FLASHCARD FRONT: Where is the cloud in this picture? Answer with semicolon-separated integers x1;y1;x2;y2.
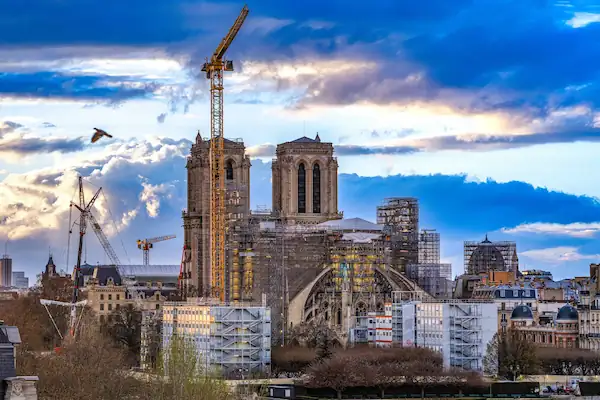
0;71;160;103
0;120;98;159
4;141;600;281
521;246;600;263
246;126;600;157
502;222;600;238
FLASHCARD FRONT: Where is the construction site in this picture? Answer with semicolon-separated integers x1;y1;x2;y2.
45;4;459;366
464;236;519;275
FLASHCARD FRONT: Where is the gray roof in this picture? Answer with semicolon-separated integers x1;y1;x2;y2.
556;305;578;321
289;136;318;143
511;305;534;321
117;265;180;278
317;217;383;232
0;325;21;344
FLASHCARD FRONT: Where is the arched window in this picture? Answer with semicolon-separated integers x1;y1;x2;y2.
225;160;234;181
312;163;321;213
298;163;306;213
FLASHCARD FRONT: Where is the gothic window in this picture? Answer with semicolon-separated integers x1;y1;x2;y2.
312;163;321;213
225;160;234;181
298;162;306;213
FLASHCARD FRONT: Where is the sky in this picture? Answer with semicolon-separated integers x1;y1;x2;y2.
1;0;600;283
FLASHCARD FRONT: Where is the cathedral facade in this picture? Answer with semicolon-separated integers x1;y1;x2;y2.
182;133;423;344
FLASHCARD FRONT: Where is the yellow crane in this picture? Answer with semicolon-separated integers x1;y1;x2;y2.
137;235;176;266
201;5;249;301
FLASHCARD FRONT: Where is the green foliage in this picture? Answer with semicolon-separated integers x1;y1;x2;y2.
151;335;234;400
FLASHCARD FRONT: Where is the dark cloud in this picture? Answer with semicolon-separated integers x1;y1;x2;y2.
0;121;23;138
42;122;56;128
0;137;87;156
1;1;600;137
248;128;600;157
0;71;160;102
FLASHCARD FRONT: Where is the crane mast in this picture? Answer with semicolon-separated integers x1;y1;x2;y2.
201;5;249;301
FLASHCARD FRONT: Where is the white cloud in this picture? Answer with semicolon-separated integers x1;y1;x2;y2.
0;137;190;277
566;12;600;28
139;180;176;218
502;222;600;238
520;246;600;263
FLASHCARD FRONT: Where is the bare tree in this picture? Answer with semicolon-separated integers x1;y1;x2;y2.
17;319;144;400
497;330;539;380
483;333;500;376
104;305;142;366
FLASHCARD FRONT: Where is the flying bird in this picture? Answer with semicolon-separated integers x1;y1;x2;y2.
91;128;113;143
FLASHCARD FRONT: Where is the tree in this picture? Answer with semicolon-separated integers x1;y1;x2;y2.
483;333;500;376
0;294;69;350
271;346;316;375
315;328;333;361
17;318;144;400
287;321;337;348
495;330;539;380
104;305;142;366
538;347;600;375
306;346;479;399
150;335;234;400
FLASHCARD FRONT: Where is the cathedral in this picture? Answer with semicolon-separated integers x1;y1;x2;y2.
182;133;424;344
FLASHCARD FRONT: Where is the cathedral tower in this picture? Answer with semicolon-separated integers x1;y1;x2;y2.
182;132;251;296
271;134;341;225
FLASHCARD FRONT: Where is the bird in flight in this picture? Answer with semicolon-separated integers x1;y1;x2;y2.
91;128;113;143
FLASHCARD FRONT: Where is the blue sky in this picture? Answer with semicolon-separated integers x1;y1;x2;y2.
1;0;600;282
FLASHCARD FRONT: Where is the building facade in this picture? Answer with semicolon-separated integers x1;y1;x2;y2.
271;135;341;225
415;300;497;372
161;301;271;378
10;272;28;289
0;255;12;287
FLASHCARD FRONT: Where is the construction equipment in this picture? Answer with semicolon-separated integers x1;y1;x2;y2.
137;235;176;266
201;4;249;301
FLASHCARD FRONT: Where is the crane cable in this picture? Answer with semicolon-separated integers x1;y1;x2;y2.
86;179;132;265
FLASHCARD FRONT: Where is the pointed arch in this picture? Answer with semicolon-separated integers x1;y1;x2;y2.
312;162;321;213
225;159;234;181
298;162;306;213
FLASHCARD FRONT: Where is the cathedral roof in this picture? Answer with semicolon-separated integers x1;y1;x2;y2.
289;136;319;143
317;217;383;232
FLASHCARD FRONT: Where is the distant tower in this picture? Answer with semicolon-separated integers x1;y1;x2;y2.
271;133;341;225
182;132;251;296
418;229;441;264
377;197;419;272
0;254;12;287
44;254;57;277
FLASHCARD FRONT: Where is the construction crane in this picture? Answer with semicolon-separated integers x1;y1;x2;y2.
137;235;176;266
201;4;249;301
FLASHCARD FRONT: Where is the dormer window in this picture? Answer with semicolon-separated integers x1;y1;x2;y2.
107;277;114;285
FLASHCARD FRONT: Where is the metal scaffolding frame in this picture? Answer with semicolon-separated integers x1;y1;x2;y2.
406;263;452;299
448;303;484;371
418;229;440;264
376;198;419;273
464;238;518;275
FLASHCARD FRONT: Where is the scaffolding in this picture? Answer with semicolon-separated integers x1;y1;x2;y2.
406;263;452;299
448;302;486;371
161;301;271;378
376;198;419;273
464;237;518;275
418;229;440;264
